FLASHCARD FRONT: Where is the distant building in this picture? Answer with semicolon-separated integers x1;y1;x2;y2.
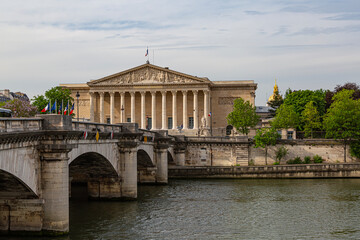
0;89;29;103
60;63;257;136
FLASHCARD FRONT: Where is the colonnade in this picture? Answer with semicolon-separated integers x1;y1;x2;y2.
89;89;210;130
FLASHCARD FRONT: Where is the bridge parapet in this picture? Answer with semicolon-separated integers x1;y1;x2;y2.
0;118;43;133
72;121;123;133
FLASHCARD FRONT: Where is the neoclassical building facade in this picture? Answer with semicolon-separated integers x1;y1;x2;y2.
60;63;257;136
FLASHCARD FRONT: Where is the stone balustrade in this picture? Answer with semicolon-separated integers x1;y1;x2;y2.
0;118;43;133
72;121;123;133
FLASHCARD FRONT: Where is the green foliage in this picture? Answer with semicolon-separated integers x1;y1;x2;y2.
254;128;280;148
284;89;327;117
301;101;322;138
249;159;255;166
226;98;260;135
350;141;360;159
323;90;360;141
2;99;37;117
0;102;5;108
271;104;300;130
313;155;323;163
287;157;303;164
273;162;280;165
304;156;311;164
275;146;288;162
32;87;74;113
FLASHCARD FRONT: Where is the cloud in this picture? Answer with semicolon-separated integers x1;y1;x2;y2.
291;25;360;36
244;10;266;15
326;13;360;21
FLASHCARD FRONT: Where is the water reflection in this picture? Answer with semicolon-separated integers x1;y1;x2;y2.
2;179;360;239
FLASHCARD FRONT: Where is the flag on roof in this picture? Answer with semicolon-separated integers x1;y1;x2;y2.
208;112;212;117
145;47;148;57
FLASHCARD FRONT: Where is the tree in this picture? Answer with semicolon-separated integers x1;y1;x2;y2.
301;101;322;138
254;127;280;165
271;104;300;130
325;82;360;111
283;89;326;129
323;89;360;162
226;98;260;135
32;86;73;113
2;99;37;117
267;94;283;116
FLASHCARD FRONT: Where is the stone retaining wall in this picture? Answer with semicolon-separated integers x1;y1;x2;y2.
169;163;360;179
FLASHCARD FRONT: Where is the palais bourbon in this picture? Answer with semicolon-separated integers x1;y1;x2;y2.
61;63;257;136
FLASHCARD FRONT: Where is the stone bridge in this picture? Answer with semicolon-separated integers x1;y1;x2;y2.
0;115;179;235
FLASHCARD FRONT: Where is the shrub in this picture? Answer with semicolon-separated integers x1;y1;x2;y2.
275;146;288;162
293;157;303;164
273;161;280;165
304;156;311;164
313;155;323;163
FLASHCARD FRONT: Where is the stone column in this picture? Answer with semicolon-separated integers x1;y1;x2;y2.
120;92;125;123
140;91;146;129
119;141;138;199
204;90;209;127
130;91;135;123
155;147;168;184
161;91;167;130
89;92;95;122
182;90;188;129
39;144;72;234
193;90;198;130
110;92;115;124
99;92;105;124
151;91;157;130
172;90;177;129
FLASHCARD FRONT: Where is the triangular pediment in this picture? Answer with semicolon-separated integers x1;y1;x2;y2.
87;64;210;86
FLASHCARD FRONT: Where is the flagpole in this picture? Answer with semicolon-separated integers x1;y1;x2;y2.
153;49;154;65
62;99;63;115
49;100;51;114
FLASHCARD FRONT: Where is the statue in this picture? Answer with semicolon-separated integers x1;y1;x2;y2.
200;116;207;135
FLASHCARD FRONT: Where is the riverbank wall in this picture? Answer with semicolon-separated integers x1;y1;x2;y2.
169;163;360;179
176;137;359;167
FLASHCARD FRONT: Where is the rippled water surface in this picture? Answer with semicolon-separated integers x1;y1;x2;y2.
6;179;360;239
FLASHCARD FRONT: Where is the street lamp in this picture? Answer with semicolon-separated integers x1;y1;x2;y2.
76;91;80;122
121;105;125;123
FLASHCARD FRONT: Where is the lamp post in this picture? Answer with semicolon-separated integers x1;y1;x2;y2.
76;91;80;122
121;105;125;123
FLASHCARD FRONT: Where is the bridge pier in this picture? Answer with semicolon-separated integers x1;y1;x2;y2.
155;147;168;184
87;178;121;199
39;142;72;235
119;140;139;200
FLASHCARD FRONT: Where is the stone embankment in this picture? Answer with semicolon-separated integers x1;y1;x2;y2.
169;163;360;179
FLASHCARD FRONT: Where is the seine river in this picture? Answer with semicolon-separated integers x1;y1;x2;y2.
5;179;360;239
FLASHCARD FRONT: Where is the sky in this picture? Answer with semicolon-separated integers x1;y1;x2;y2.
1;0;360;105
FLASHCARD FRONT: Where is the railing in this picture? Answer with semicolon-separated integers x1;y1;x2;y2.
72;121;123;133
185;136;249;143
0;118;43;133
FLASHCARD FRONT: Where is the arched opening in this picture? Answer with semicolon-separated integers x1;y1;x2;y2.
69;152;119;200
0;170;38;199
168;151;175;166
137;149;155;183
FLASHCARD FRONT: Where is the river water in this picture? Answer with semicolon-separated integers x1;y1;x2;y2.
5;179;360;239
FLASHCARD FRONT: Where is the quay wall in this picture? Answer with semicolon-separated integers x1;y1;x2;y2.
169;163;360;179
182;139;359;167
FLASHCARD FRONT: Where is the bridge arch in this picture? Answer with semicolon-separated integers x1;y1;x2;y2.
0;148;39;196
69;152;119;182
137;144;155;166
68;142;119;175
137;149;154;168
0;169;38;199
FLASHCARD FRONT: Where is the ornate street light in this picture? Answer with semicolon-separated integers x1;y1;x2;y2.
121;105;125;122
76;91;80;121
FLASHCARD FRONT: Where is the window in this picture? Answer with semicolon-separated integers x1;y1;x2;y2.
200;148;207;162
127;118;131;123
147;118;152;130
188;117;194;129
168;117;173;129
287;131;293;140
106;118;110;124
